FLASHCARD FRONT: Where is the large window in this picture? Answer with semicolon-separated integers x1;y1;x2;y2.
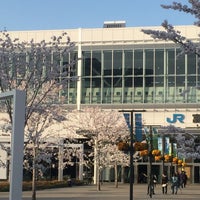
125;77;133;87
92;51;102;76
187;53;196;75
83;51;91;76
113;50;122;75
103;51;112;76
124;50;133;75
167;49;175;75
145;49;154;75
79;47;199;105
134;50;143;76
176;50;185;75
155;49;164;75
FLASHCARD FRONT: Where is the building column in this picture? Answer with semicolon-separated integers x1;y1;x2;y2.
77;28;82;111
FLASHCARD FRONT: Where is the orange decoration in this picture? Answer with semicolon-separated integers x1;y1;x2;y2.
178;160;183;166
140;149;148;156
155;155;162;161
134;142;148;151
172;157;178;163
152;149;161;156
118;142;129;151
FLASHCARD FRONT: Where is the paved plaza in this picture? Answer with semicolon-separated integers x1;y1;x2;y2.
0;183;200;200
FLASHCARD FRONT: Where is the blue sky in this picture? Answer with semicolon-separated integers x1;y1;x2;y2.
1;0;195;31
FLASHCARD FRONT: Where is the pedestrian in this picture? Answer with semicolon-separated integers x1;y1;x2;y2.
161;172;168;194
147;175;155;195
182;171;188;188
153;174;157;188
171;173;179;194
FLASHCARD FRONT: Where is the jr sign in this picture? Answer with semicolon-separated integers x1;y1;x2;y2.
166;114;185;124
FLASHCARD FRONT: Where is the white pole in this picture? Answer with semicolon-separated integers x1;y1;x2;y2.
77;28;82;111
0;90;26;200
10;90;25;200
93;139;97;184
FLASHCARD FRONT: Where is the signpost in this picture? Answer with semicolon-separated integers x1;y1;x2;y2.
119;109;146;200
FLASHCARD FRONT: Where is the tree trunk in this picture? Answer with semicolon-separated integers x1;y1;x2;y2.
32;147;37;200
58;139;64;181
115;161;118;188
121;166;125;183
96;166;101;191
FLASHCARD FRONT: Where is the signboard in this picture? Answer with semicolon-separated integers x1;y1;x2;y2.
123;113;131;132
135;113;142;142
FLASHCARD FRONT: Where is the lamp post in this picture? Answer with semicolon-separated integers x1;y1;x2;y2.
162;135;165;174
149;126;153;194
119;109;146;200
145;126;153;197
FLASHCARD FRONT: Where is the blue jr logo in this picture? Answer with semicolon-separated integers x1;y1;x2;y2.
166;114;185;124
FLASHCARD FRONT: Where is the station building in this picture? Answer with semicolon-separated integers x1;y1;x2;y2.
1;21;200;183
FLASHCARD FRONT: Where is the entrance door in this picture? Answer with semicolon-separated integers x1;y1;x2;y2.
194;166;200;183
138;165;147;183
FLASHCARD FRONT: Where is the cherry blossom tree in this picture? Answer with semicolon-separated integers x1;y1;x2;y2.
0;30;77;200
141;1;200;161
64;107;129;190
175;132;200;159
160;125;200;165
142;1;199;57
101;143;129;187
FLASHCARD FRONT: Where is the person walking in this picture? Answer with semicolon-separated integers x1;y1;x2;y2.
161;173;168;194
171;173;179;194
147;175;155;196
182;171;188;188
153;174;157;188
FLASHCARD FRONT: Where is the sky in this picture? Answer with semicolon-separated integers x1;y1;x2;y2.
1;0;196;31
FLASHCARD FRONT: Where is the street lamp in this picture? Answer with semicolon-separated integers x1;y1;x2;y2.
144;126;154;197
149;126;154;197
119;109;146;200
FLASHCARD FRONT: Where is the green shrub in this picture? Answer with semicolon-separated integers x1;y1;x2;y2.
0;179;85;192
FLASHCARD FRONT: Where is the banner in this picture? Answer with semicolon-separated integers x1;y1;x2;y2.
135;113;142;142
123;113;131;132
165;137;170;154
158;137;162;153
152;128;158;149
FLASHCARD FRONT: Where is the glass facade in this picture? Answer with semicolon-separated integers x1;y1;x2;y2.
73;47;200;105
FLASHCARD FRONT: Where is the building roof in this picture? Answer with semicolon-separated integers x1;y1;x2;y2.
6;25;199;46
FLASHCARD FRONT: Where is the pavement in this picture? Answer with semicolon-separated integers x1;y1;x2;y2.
0;183;200;200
